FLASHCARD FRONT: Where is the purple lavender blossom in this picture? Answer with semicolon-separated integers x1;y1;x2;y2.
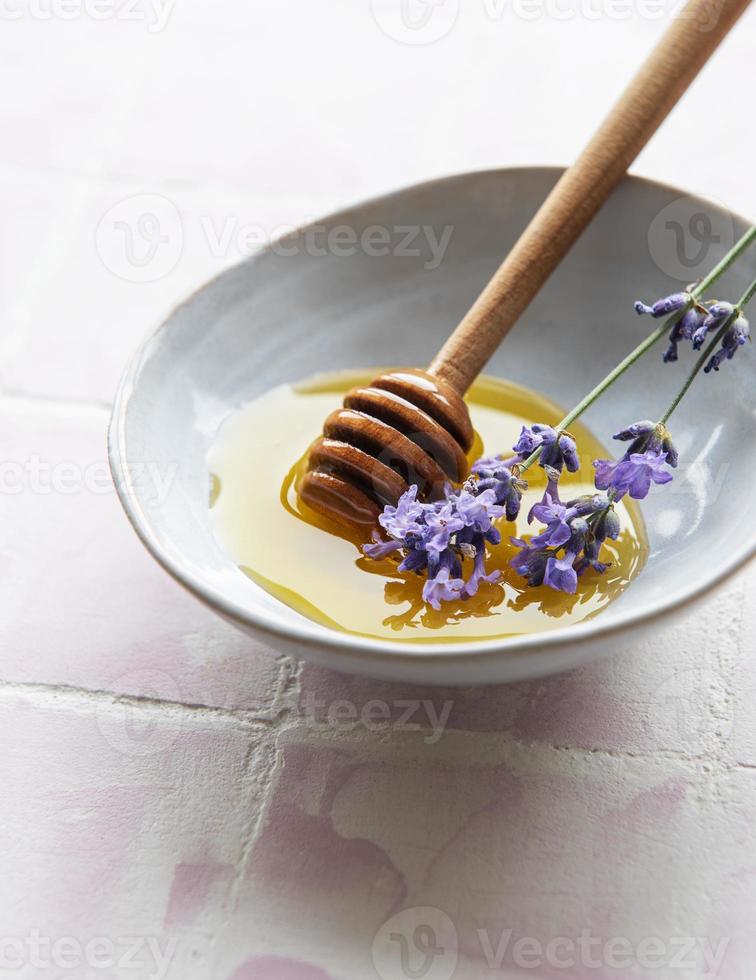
471;456;527;521
613;420;656;444
377;485;424;540
593;506;621;543
471;453;517;476
574;538;610;577
593;449;673;499
704;314;750;372
692;301;736;350
513;424;579;474
509;538;550;587
364;470;512;609
529;494;572;548
363;535;403;561
592;419;678;501
422;499;465;556
544;554;578;594
422;566;465;611
509;495;615;594
463;542;501;598
663;306;706;363
455;487;504;532
634;291;691;318
613;420;678;467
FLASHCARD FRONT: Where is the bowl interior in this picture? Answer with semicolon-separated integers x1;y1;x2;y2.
110;168;755;668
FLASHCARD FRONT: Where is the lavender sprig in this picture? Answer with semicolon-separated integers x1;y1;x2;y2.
362;233;755;607
659;276;756;423
634;226;756;368
509;423;672;594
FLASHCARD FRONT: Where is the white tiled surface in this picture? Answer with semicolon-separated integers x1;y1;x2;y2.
1;3;755;979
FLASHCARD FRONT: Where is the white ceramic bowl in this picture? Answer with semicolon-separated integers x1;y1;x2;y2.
109;168;755;684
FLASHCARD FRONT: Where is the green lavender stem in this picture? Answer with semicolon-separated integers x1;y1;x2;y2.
519;225;756;475
693;226;756;299
660;275;756;424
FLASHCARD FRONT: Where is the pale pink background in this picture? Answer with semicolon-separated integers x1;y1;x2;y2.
1;2;755;978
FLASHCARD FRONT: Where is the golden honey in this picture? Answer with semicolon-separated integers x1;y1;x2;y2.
207;371;647;643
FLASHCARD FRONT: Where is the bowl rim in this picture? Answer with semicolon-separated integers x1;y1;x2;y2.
108;165;755;668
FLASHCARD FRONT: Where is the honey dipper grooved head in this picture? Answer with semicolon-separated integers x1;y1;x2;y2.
299;369;474;529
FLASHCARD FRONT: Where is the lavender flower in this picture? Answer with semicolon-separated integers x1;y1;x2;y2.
529;494;572;548
364;475;509;609
704;313;750;372
594;450;673;500
509;538;550;587
692;301;736;350
455;487;503;532
544;553;579;593
422;566;465;611
592;419;677;501
377;484;424;540
510;494;618;594
663;306;706;363
422;499;465;556
574;538;609;577
634;291;691;318
613;420;678;467
513;424;579;474
463;541;502;598
471;455;527;521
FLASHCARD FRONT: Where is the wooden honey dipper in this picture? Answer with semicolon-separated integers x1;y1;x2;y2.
300;0;751;529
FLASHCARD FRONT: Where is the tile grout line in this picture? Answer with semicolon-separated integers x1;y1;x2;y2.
214;656;303;948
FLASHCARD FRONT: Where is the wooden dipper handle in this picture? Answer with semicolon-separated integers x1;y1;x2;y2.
429;0;752;395
300;0;750;530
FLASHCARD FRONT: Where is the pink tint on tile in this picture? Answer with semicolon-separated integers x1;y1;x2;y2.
229;956;332;980
165;862;233;928
0;695;252;940
605;777;688;835
299;660;640;752
32;783;156;915
504;670;638;750
248;743;407;910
